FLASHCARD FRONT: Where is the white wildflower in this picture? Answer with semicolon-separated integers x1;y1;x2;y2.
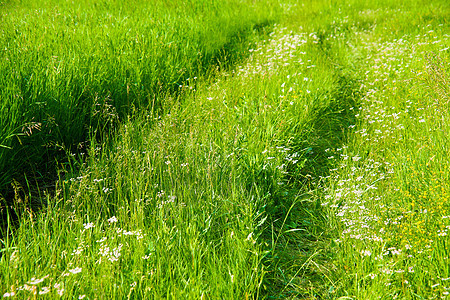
83;223;95;229
39;287;50;295
2;292;15;297
108;216;118;223
28;275;49;285
69;267;82;274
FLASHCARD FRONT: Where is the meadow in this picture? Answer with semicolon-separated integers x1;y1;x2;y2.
0;0;449;299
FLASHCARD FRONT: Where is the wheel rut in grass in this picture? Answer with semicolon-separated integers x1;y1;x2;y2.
0;3;276;233
259;66;362;299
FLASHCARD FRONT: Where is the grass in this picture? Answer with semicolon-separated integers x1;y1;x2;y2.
1;0;449;298
0;0;280;193
320;19;450;300
294;0;450;298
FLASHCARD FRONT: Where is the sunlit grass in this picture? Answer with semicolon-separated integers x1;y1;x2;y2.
316;4;450;297
0;0;280;191
0;0;449;298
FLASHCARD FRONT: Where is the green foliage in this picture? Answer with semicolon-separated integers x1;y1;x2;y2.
0;0;449;298
0;0;280;193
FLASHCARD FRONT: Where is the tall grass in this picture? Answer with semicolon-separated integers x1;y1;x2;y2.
0;0;280;193
293;0;450;298
0;0;449;298
0;14;340;294
322;33;450;300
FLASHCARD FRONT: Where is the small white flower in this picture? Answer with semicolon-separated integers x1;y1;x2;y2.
39;287;51;295
28;275;49;285
83;223;95;229
69;267;82;274
391;249;402;255
72;246;83;256
108;216;118;223
99;244;110;257
23;284;37;294
79;295;86;299
2;292;15;297
108;244;123;262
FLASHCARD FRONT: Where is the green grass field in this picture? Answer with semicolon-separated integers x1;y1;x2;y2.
0;0;449;298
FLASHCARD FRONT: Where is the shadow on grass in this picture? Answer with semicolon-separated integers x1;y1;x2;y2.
0;21;276;237
259;73;361;299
